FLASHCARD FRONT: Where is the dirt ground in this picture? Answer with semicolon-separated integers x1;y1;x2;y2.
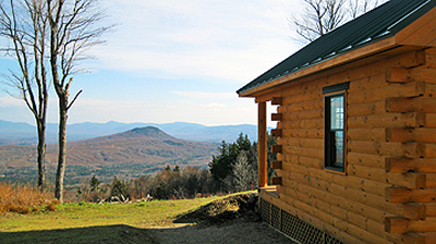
1;193;298;244
150;217;297;244
148;193;298;244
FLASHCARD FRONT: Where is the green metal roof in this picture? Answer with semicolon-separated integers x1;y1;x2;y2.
237;0;436;95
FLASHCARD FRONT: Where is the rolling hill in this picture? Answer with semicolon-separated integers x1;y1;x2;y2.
0;120;260;145
0;126;219;186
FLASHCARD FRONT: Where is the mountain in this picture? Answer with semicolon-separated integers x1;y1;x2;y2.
0;126;219;186
0;120;261;144
0;120;37;145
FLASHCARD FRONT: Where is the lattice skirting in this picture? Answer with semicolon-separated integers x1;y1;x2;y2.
259;198;344;244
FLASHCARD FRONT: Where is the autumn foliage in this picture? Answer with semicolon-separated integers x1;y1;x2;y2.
0;183;58;214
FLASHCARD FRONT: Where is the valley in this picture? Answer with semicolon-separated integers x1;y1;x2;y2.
0;126;219;186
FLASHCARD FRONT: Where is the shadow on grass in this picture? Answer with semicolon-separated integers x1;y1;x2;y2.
0;224;160;244
0;193;282;244
173;192;259;225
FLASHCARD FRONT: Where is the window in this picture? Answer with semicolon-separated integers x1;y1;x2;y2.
323;82;348;173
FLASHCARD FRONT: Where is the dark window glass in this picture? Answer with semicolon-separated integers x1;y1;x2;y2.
325;94;345;172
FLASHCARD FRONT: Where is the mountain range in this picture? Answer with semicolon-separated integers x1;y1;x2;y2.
0;126;219;186
0;120;262;145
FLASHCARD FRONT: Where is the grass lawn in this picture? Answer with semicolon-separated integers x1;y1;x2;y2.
0;196;228;244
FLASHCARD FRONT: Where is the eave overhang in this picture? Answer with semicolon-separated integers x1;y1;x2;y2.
238;36;398;98
237;0;436;99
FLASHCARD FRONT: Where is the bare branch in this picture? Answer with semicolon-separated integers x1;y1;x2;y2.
290;0;386;43
67;88;82;110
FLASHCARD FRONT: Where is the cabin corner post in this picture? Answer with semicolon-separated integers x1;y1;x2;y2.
258;101;267;187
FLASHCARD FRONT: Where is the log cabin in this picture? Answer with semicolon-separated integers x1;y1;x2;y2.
237;0;436;243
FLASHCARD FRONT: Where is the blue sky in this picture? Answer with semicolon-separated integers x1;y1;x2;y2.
0;0;304;126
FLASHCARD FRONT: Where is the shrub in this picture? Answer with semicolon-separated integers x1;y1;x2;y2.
0;183;56;214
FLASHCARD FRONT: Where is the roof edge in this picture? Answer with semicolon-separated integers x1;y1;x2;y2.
238;36;398;98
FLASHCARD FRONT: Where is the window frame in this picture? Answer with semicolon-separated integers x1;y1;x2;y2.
323;82;349;174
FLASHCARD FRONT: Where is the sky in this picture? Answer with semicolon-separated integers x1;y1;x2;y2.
0;0;305;127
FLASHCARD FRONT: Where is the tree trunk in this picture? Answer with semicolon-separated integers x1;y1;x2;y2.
55;96;68;202
36;120;46;192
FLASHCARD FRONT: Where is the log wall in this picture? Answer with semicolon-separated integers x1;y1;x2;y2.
266;48;436;244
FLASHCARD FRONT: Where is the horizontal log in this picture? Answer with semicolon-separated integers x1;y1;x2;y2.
348;100;386;117
385;217;436;234
282;128;324;139
386;67;436;84
426;203;436;217
281;98;322;113
282;162;388;196
409;69;436;84
348;141;426;158
386;158;436;173
270;129;282;137
271;161;282;169
283;155;324;169
283;145;323;159
348;164;426;189
282;108;323;121
328;183;425;220
271;113;282;121
348;81;426;104
387;128;436;143
385;217;409;234
348;112;426;128
262;191;367;244
281;87;321;104
386;97;436;112
424;84;436;99
349;73;386;91
281;137;323;149
348;128;386;142
386;187;436;203
425;49;436;71
266;190;370;244
348;153;387;169
423;232;436;244
426;174;436;188
386;68;412;82
279;192;393;244
271;97;282;105
426;144;436;158
401;232;426;244
281;174;424;223
425;113;436;128
282;119;323;129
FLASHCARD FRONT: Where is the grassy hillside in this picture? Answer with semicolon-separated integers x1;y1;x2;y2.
0;127;218;185
0;193;252;244
0;198;212;244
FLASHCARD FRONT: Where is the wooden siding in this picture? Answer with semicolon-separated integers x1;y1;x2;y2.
268;48;436;244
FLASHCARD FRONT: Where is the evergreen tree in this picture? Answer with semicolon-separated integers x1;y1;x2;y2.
89;176;101;192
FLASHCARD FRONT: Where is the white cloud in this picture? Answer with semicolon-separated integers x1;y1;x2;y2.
0;96;24;107
0;1;303;127
200;103;227;110
89;0;303;82
171;91;236;100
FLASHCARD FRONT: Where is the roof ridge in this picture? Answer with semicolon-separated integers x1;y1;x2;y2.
237;0;436;95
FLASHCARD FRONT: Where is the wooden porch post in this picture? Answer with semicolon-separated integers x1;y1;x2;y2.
258;101;267;187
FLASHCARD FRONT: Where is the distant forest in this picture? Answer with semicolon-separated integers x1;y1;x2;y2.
75;133;277;201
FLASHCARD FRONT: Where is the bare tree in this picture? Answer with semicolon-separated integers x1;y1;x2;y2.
0;0;49;191
46;0;111;202
348;0;386;19
0;1;110;199
232;151;257;192
291;0;386;42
